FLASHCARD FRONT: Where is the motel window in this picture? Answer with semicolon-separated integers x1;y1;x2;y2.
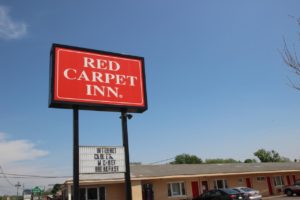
257;176;265;181
214;179;228;189
168;182;186;197
273;176;284;187
87;188;97;200
79;187;105;200
238;178;243;184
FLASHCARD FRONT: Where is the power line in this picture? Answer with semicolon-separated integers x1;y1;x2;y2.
0;183;15;190
0;165;71;179
147;157;175;165
0;166;15;187
0;172;71;179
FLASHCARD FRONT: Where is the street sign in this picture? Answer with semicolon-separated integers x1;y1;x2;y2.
32;186;43;195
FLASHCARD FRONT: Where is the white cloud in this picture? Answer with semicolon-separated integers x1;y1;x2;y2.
0;133;69;195
0;133;53;195
0;132;48;164
0;5;27;39
0;162;69;195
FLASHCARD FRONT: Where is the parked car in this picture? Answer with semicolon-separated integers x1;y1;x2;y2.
193;188;244;200
232;187;262;200
283;180;300;196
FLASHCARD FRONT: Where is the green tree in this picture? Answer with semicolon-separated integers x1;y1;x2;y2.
51;184;61;196
281;156;291;162
254;149;290;162
254;149;276;162
205;158;240;164
244;159;257;163
171;154;202;164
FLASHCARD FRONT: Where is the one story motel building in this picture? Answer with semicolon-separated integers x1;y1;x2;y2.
62;162;300;200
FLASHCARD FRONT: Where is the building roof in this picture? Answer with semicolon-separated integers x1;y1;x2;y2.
130;162;300;180
65;162;300;184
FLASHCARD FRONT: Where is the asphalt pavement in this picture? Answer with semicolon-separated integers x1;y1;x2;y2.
263;195;299;200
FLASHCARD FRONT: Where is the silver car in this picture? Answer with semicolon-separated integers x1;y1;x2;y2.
232;187;262;200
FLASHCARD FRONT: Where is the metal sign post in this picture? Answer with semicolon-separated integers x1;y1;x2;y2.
73;107;79;200
121;111;132;200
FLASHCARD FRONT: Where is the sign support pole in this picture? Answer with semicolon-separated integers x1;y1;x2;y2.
121;111;132;200
73;107;79;200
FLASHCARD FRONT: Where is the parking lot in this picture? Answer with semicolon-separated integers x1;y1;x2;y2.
264;195;300;200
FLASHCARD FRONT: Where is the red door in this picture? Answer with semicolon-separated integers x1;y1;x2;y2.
286;175;291;185
246;178;252;188
192;181;200;198
292;175;296;184
267;177;273;195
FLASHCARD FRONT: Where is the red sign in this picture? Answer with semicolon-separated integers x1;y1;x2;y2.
49;44;147;113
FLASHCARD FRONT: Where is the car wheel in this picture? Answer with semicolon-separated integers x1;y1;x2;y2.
286;190;293;197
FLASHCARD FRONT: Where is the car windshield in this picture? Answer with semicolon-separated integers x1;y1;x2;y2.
222;189;240;194
240;188;253;192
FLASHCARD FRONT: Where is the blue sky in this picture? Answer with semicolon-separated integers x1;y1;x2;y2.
1;0;300;194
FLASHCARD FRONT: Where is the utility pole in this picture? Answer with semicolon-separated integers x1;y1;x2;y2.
15;182;21;200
